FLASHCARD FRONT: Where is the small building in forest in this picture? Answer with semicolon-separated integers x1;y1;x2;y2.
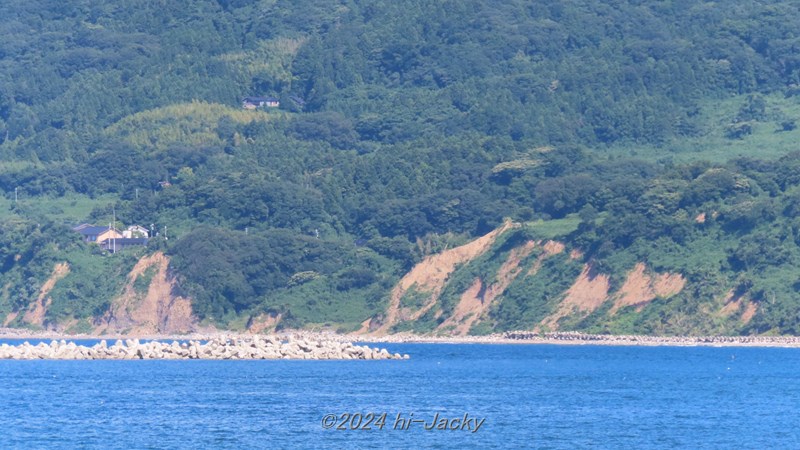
75;226;123;244
123;225;150;238
242;96;280;109
73;224;149;252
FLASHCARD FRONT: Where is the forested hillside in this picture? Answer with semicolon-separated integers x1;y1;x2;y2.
2;0;800;335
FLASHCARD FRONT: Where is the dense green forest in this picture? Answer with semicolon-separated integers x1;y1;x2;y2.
3;0;800;334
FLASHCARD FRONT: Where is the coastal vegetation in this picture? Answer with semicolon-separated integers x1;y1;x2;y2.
2;0;800;335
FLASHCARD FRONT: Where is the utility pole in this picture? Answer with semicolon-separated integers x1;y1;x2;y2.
135;188;139;200
14;187;17;204
164;225;168;240
112;207;116;253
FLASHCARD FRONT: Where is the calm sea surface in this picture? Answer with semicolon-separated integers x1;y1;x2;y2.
1;342;799;449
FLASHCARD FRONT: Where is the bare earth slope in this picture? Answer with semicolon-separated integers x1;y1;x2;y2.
540;264;610;330
10;262;71;327
370;220;693;336
94;252;198;335
437;240;538;335
371;220;517;335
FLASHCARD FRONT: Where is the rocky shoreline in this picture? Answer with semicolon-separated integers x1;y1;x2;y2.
2;327;800;349
498;331;800;347
366;331;800;347
0;336;409;360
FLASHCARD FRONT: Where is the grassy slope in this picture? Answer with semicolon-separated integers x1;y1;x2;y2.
0;194;117;224
605;94;800;163
105;101;283;151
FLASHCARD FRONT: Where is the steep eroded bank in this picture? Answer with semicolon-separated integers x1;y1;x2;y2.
95;252;199;335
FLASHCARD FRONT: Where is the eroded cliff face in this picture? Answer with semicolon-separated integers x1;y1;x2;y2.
455;242;534;331
365;222;744;336
3;262;71;328
0;225;753;336
94;252;199;335
368;221;518;335
540;264;610;330
1;253;205;335
539;262;688;331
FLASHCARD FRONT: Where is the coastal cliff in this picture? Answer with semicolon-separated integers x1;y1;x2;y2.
0;222;771;338
364;222;761;337
2;252;208;336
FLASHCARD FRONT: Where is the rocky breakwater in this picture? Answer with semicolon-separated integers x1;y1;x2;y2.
502;331;800;346
0;336;410;360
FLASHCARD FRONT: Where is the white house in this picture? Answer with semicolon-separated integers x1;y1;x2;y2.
123;225;150;238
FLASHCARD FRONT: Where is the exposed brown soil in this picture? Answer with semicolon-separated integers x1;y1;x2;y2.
354;318;373;334
371;221;517;335
23;262;70;327
540;264;610;330
653;273;686;297
247;312;282;334
611;263;652;313
368;220;692;336
438;240;539;335
719;291;743;317
95;252;197;335
528;240;565;276
3;312;17;327
741;301;758;324
438;278;484;334
535;261;688;330
542;240;565;255
610;263;686;314
719;290;758;324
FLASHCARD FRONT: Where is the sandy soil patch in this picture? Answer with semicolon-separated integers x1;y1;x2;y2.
611;263;653;313
372;221;517;335
540;264;610;330
719;291;743;317
22;262;70;326
95;252;197;335
610;263;685;314
438;240;539;335
528;240;565;276
542;240;565;255
718;289;759;324
3;312;18;327
741;301;758;324
653;273;686;297
247;312;282;334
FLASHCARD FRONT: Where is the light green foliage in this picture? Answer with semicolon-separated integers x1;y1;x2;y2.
524;216;582;240
105;102;280;152
0;194;117;223
46;247;141;322
133;266;157;296
399;286;430;311
219;37;308;90
606;95;800;163
487;252;583;332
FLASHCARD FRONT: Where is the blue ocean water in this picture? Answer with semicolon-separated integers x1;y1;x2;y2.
1;342;799;449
